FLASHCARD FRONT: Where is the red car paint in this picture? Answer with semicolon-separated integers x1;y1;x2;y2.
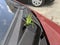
33;11;60;45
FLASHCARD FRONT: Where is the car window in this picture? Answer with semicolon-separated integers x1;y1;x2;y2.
0;0;14;45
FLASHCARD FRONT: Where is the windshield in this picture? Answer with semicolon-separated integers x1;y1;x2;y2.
0;0;14;44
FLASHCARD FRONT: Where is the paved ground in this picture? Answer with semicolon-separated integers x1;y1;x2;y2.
6;0;60;26
28;0;60;26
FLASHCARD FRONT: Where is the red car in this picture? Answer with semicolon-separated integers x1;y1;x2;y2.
0;0;60;45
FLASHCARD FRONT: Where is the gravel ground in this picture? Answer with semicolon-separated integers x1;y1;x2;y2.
28;0;60;26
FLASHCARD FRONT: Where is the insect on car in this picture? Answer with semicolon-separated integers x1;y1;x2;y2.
0;0;60;45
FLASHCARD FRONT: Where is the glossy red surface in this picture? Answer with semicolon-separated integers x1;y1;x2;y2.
33;11;60;45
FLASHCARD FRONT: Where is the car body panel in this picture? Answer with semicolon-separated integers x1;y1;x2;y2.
33;11;60;45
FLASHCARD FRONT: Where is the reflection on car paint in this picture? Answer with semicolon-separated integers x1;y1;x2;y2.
0;0;14;44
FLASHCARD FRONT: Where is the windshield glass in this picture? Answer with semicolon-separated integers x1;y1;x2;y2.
0;0;14;44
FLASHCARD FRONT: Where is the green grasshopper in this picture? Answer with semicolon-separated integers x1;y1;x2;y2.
24;15;34;26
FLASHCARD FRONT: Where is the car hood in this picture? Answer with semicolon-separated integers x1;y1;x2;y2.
33;11;60;45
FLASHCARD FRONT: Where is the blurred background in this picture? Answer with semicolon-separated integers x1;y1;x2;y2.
6;0;60;26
